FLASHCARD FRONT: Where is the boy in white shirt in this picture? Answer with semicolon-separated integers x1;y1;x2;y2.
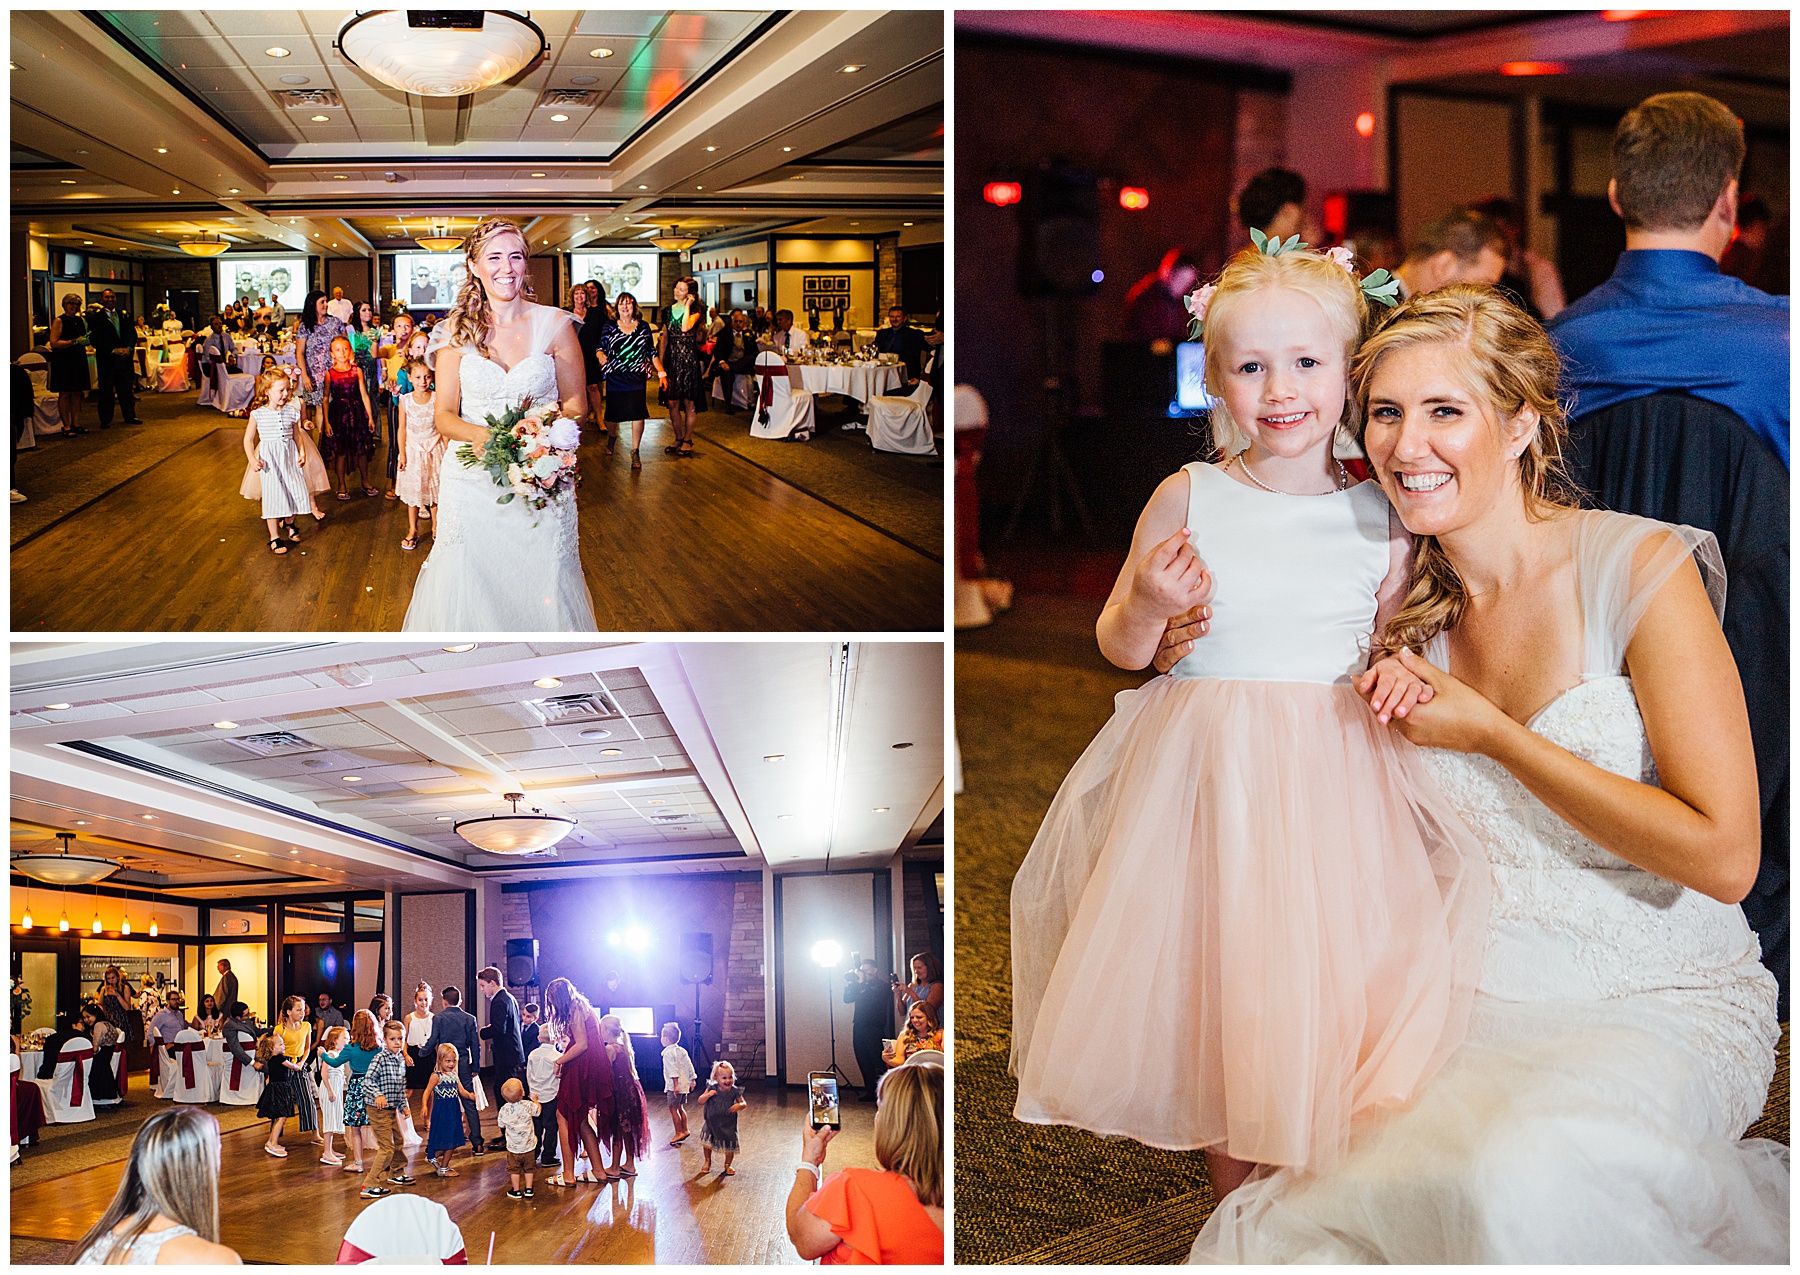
496;1078;541;1199
661;1022;698;1146
526;1028;563;1169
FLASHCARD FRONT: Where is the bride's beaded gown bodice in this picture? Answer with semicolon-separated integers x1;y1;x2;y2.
402;306;596;632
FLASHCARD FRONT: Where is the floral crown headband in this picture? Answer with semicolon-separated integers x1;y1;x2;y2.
1186;228;1400;337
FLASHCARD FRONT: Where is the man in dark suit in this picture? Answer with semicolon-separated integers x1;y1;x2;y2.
477;966;524;1151
425;986;484;1154
88;289;143;428
875;306;928;382
711;310;757;411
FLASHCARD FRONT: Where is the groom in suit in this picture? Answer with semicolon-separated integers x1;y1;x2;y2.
477;966;524;1150
89;289;143;428
425;986;485;1154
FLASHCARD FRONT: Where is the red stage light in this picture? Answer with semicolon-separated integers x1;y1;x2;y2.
983;181;1022;207
1354;112;1375;138
1500;61;1568;76
1118;186;1150;211
1322;193;1348;240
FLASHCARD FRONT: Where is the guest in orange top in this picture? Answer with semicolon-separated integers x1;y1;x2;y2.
785;1061;944;1264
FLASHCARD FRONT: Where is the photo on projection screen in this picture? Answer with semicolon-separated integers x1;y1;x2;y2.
572;251;660;303
218;256;306;311
395;251;467;309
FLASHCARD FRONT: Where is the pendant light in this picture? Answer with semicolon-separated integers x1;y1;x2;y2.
454;793;575;855
58;890;70;932
148;914;159;938
91;896;103;934
20;883;32;930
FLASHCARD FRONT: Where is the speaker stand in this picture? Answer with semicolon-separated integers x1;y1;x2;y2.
688;980;713;1074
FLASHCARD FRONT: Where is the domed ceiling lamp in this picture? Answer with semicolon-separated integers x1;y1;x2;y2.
455;793;574;855
414;219;465;253
650;225;699;253
336;11;548;98
12;831;122;886
178;233;231;257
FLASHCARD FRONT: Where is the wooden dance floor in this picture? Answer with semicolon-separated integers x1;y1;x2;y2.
11;416;941;632
10;1084;873;1265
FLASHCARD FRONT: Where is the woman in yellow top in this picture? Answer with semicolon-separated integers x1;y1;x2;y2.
274;996;323;1145
882;1002;944;1068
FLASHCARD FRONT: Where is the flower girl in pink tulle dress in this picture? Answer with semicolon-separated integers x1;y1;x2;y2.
1009;240;1490;1196
395;356;445;552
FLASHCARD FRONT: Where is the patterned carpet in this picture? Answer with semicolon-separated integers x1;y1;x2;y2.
954;588;1789;1265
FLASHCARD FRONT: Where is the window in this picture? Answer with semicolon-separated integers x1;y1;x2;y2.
283;901;342;934
352;899;384;933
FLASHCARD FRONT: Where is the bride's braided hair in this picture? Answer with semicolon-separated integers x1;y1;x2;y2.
443;217;535;360
1351;284;1579;655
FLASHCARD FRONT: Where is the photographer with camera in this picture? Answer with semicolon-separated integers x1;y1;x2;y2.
843;956;893;1103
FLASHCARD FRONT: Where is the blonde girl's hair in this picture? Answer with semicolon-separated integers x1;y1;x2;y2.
598;1014;640;1077
874;1061;943;1208
1200;245;1370;456
72;1107;222;1262
436;1042;458;1067
711;1060;735;1084
443;216;535;359
1350;283;1578;655
255;1032;281;1064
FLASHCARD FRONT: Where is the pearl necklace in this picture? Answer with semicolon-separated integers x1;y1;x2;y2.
1233;452;1349;496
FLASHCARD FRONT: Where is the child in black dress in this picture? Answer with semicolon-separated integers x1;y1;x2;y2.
696;1060;746;1177
255;1032;303;1158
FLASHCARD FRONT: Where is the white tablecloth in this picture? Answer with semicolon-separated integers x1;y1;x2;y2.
793;362;904;404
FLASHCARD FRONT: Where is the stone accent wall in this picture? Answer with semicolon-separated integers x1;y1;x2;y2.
720;879;767;1075
500;891;533;941
876;236;901;313
902;867;943;965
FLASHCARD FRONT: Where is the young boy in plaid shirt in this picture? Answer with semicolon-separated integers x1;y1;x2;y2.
360;1019;415;1198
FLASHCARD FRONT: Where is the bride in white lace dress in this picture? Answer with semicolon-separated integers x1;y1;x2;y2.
403;217;597;631
1183;287;1786;1262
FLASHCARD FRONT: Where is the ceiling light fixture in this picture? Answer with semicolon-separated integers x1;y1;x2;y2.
840;64;864;73
589;47;614;58
266;46;291;58
121;915;132;935
342;775;363;783
312;114;331;122
337;10;548;96
178;233;230;257
550;114;568;122
533;677;562;689
415;218;464;253
214;720;238;729
600;748;623;756
455;792;575;855
11;831;122;886
156;147;168;154
45;703;71;711
59;179;76;185
651;224;699;252
148;915;158;937
443;643;476;653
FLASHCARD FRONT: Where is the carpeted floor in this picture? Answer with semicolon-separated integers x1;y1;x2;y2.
11;1072;268;1188
953;567;1790;1265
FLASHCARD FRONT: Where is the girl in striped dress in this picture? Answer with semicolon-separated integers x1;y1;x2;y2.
242;369;327;552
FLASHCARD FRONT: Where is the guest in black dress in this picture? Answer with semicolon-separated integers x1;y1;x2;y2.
47;294;90;436
659;276;705;458
600;293;665;471
575;282;611;450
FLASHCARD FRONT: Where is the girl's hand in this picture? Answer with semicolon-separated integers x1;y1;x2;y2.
1128;528;1213;619
551;1059;564;1076
253;460;264;472
1378;649;1510;754
1356;655;1436;726
800;1123;836;1167
1150;605;1212;673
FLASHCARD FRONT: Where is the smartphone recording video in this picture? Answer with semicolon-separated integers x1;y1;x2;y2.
808;1071;841;1130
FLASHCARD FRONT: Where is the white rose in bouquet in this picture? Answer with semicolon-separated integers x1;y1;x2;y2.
530;454;563;482
547;417;581;451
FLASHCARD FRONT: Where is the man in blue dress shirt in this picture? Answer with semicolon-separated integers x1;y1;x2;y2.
1549;92;1789;468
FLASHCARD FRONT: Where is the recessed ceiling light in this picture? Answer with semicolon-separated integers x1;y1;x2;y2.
647;799;664;805
550;113;568;122
782;146;792;152
83;240;94;245
342;775;362;783
437;816;453;822
266;46;291;57
72;820;89;826
172;189;180;194
777;814;793;820
589;47;614;58
873;806;890;813
142;814;157;821
233;854;242;858
763;754;784;763
443;644;476;653
290;848;300;853
570;74;597;85
840;64;864;73
530;172;546;178
600;748;623;756
214;721;238;730
44;703;71;711
333;174;347;179
228;187;240;194
534;677;562;689
59;179;76;185
156;147;168;154
312;115;330;122
695;185;703;190
578;728;612;739
639;185;648;190
279;74;310;85
705;146;716;152
903;222;913;227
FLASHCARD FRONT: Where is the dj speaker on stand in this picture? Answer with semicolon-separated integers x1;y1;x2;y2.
1004;160;1101;542
679;932;715;1072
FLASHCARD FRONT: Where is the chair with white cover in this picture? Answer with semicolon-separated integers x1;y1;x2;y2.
28;1037;97;1124
830;331;855;352
866;380;937;455
217;1040;264;1106
196;353;217;408
17;352;60;442
337;1195;468;1264
239;350;265;380
710;372;751;411
158;348;189;393
749;351;815;441
213;363;255;414
168;1029;213;1103
154;1036;178;1098
900;1049;945;1069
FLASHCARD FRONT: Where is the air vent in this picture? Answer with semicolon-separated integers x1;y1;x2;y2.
539;89;597;108
527;692;622;726
225;731;321;758
275;89;344;110
648;812;695;824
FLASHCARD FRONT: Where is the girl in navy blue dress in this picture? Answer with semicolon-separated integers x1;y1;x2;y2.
424;1043;476;1177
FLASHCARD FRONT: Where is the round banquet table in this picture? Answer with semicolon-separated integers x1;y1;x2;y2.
793;361;904;405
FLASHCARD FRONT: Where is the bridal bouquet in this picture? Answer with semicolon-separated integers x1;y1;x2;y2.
455;398;582;509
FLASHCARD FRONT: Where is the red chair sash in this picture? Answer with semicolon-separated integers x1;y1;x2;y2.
336;1241;467;1264
172;1041;202;1087
60;1041;94;1106
230;1054;246;1090
754;363;784;425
